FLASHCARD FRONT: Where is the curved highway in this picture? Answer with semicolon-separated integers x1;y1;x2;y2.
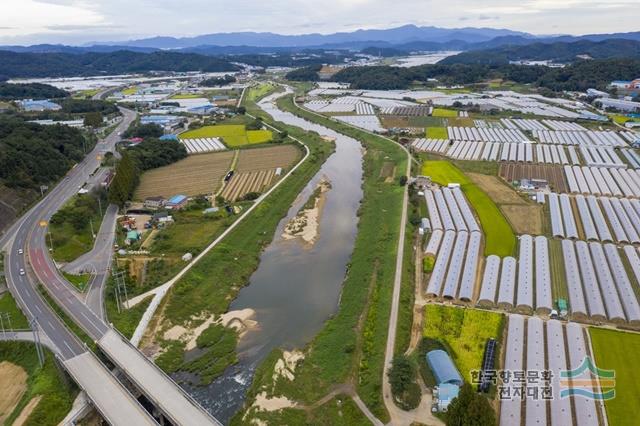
3;108;220;425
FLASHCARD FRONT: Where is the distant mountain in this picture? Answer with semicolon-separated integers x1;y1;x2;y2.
0;50;238;79
441;39;640;65
98;24;530;49
0;44;158;54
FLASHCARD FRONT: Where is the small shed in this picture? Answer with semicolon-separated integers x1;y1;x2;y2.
426;350;463;387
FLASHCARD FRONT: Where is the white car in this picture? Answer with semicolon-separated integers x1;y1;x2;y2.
17;248;23;255
19;268;25;276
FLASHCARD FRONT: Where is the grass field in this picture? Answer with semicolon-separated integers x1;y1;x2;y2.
0;342;76;425
426;127;448;139
422;160;516;257
432;108;458;118
49;196;104;263
180;124;273;147
0;292;29;329
61;272;91;292
590;328;640;426
423;305;504;382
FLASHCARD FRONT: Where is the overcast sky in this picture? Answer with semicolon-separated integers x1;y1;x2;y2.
0;0;638;45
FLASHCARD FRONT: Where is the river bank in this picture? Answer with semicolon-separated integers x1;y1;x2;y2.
234;91;408;424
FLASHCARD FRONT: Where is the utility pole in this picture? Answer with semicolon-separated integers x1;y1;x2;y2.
48;231;54;253
0;312;11;339
39;185;48;197
97;196;103;218
112;270;128;313
29;318;44;367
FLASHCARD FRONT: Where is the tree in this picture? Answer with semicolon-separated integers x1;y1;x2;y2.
446;383;496;426
388;355;421;410
237;106;246;115
84;111;103;128
399;175;408;186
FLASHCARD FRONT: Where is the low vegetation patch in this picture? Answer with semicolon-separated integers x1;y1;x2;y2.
49;190;106;263
0;291;29;329
423;305;504;383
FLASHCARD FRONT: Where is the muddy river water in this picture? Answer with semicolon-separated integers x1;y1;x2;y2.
181;88;365;422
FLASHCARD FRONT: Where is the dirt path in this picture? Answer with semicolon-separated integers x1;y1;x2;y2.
0;361;28;424
12;396;42;426
407;233;427;355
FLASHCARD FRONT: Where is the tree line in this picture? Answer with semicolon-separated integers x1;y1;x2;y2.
318;59;640;92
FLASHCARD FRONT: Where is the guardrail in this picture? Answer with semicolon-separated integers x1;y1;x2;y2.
107;327;222;425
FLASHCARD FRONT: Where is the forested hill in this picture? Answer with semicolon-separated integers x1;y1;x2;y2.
0;83;68;100
325;59;640;92
0;116;90;190
0;50;239;79
441;39;640;65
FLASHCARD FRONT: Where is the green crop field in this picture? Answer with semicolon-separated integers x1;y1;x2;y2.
170;93;204;99
423;305;504;382
180;125;272;147
432;108;458;118
590;328;640;426
422;160;516;256
426;127;448;139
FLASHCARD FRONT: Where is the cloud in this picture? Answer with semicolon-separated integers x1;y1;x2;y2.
0;0;638;45
45;24;121;31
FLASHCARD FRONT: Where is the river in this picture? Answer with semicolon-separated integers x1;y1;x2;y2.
181;88;365;423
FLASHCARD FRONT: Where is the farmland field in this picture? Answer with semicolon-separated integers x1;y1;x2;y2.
432;108;458;118
135;151;234;199
423;305;504;382
220;170;275;202
180;125;273;147
425;126;447;139
467;172;543;235
590;328;640;426
422;160;516;256
499;163;567;193
235;145;301;172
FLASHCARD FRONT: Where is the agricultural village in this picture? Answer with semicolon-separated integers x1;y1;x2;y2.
2;38;640;426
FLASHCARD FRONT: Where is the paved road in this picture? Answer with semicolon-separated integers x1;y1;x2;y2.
6;106;220;425
63;203;119;319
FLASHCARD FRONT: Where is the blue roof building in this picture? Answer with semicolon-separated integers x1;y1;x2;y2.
426;350;463;387
159;134;178;141
167;194;188;209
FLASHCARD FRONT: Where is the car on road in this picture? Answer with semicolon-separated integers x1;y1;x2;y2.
19;268;25;276
18;248;23;255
